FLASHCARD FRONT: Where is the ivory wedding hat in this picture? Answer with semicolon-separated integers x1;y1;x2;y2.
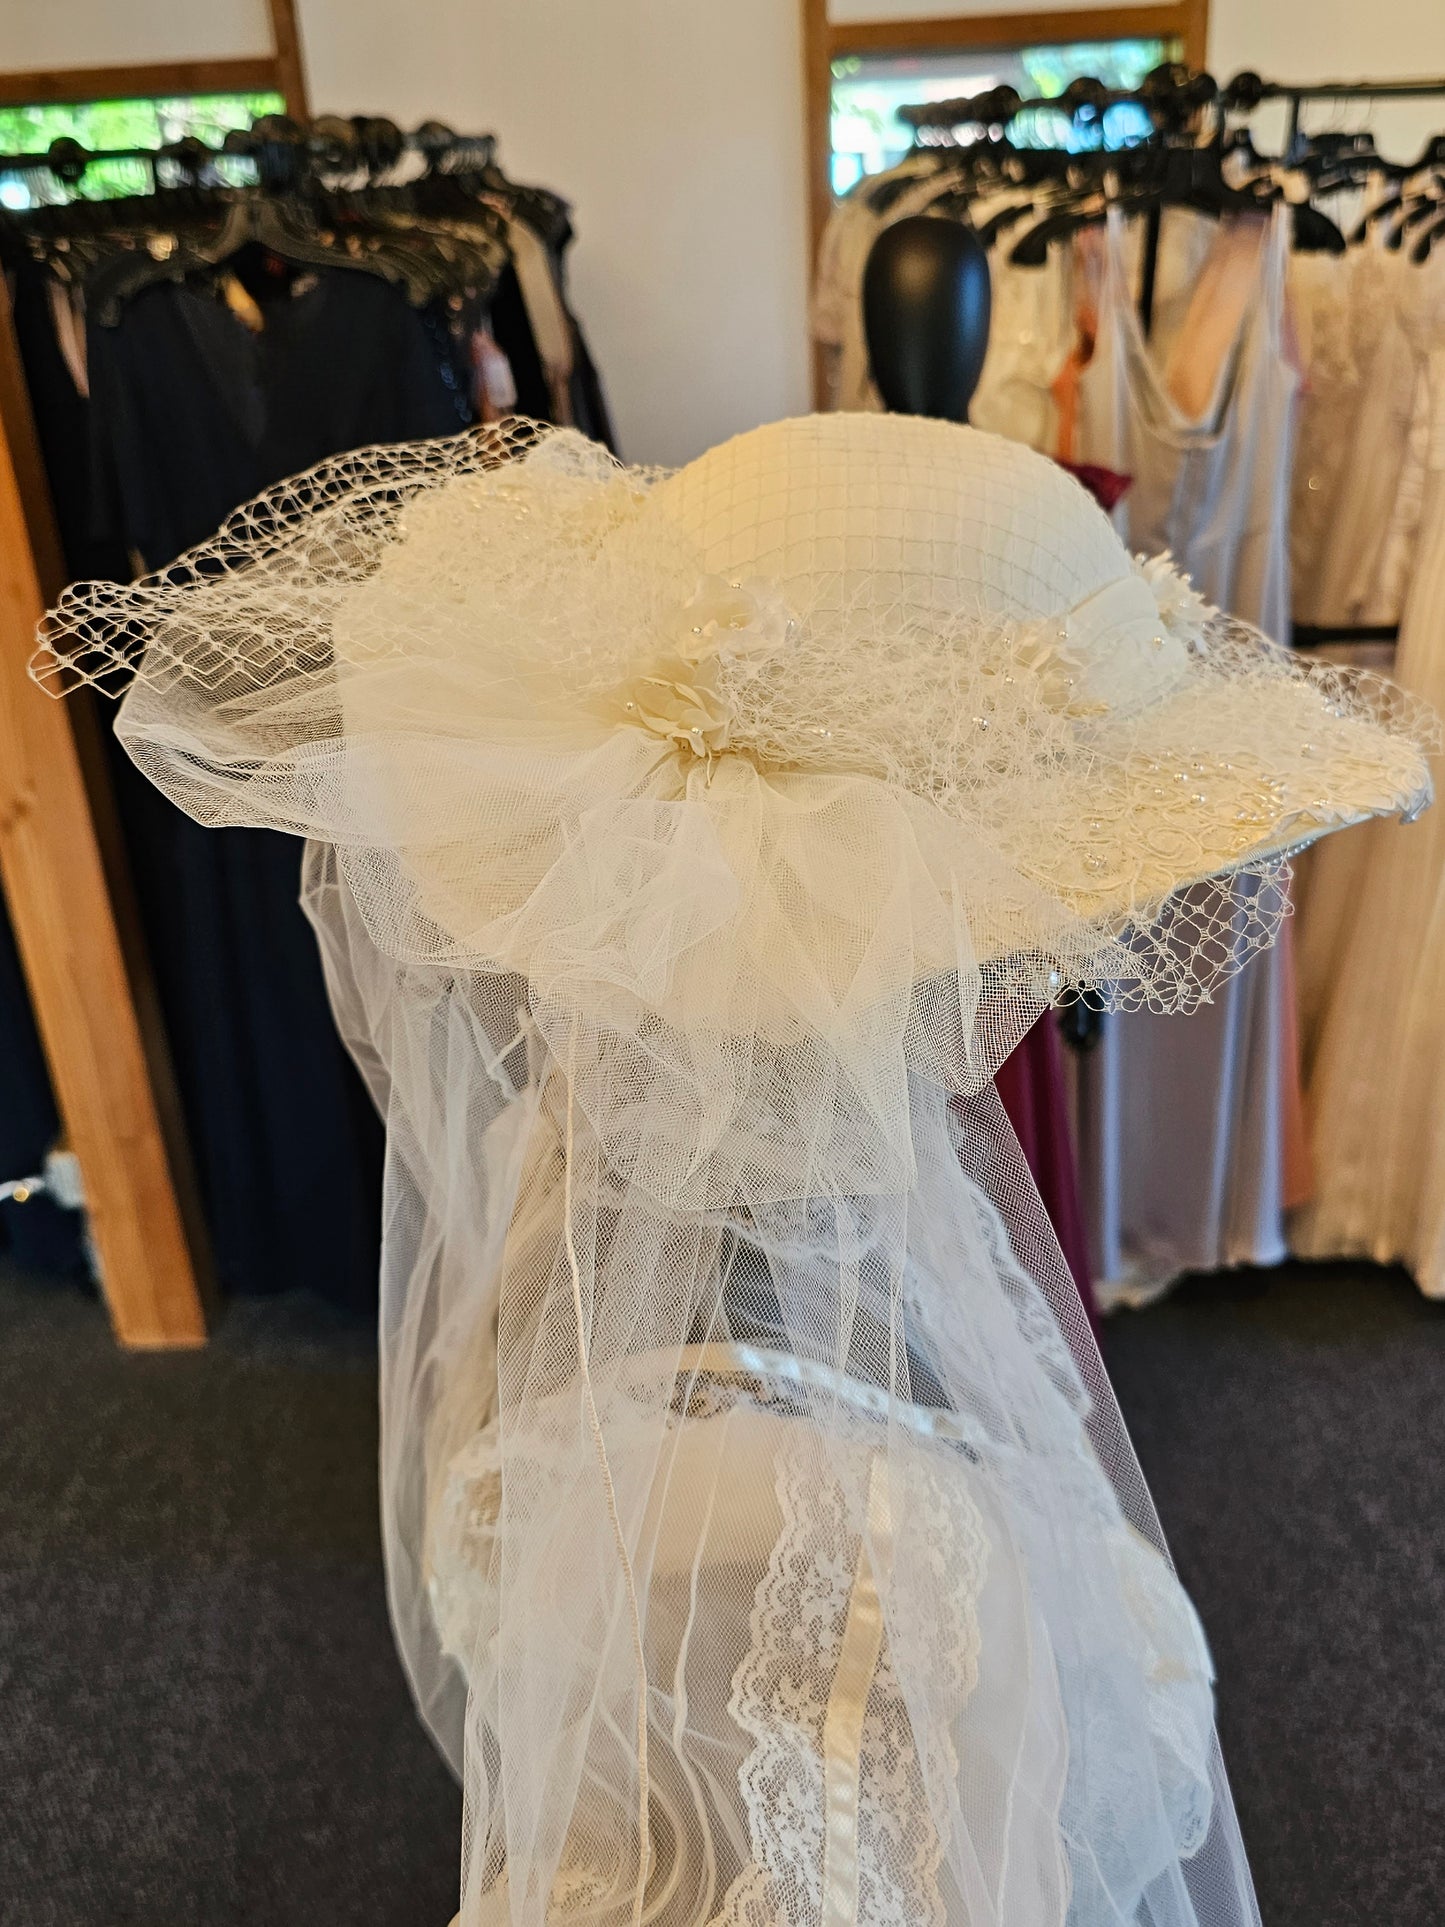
36;410;1432;1025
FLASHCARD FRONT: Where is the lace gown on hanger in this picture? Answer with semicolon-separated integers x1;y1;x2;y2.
1302;246;1423;632
1070;205;1303;1302
1288;240;1430;1069
969;233;1076;455
1293;256;1445;1292
1288;247;1368;632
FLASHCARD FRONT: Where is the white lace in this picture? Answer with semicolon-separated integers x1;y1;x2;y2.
717;1443;987;1927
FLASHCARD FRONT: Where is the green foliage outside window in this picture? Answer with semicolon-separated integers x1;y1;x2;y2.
0;94;283;205
830;39;1176;193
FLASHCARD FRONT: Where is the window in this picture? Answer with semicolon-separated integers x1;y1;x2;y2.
830;39;1178;194
0;94;284;209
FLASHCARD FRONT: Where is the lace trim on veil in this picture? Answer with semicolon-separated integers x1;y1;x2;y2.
716;1443;987;1927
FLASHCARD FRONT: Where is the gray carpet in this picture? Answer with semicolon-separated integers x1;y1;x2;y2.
3;1259;1443;1925
0;1272;458;1927
1105;1263;1445;1925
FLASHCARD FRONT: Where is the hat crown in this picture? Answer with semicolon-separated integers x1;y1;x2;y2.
645;412;1130;627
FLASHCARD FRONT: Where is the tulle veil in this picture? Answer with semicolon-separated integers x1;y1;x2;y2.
34;413;1436;1927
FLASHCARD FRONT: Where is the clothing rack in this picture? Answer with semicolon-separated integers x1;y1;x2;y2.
880;64;1445;649
898;65;1216;141
899;66;1211;337
2;115;500;192
902;66;1445;146
898;66;1445;336
3;87;617;1346
1218;71;1445;154
0;34;308;1348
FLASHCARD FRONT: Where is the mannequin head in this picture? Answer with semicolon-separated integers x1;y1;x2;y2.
862;215;992;422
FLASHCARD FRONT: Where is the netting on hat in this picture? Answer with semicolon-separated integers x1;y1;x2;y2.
33;415;1434;1927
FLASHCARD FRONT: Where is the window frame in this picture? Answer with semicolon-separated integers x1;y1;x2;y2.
800;0;1211;404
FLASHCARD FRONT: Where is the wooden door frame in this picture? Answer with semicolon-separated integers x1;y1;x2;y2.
801;0;1210;402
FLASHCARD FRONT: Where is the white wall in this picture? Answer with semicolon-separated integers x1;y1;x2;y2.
1209;0;1444;81
7;1;1445;464
302;0;813;468
3;0;268;68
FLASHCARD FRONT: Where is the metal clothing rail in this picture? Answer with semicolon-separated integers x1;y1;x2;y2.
0;117;499;190
902;67;1445;144
1217;73;1445;152
1220;73;1445;109
898;66;1214;137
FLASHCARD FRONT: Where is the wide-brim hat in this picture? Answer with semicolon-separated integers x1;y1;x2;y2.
34;411;1434;1041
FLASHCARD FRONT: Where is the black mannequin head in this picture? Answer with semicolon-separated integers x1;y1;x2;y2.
862;215;992;422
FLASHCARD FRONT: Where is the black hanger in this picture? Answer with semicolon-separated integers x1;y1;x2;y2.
1009;138;1265;271
1349;137;1445;242
974;195;1042;248
1380;186;1445;253
1407;191;1445;259
1292;202;1348;254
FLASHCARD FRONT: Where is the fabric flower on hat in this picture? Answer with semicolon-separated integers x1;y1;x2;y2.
1136;552;1213;654
618;652;736;758
1012;617;1112;718
617;574;797;759
668;573;796;670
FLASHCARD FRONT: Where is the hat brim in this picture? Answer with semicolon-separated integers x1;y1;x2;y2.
1012;648;1434;931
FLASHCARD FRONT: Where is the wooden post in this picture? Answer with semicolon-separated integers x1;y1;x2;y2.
0;281;209;1347
1182;0;1210;69
266;0;312;121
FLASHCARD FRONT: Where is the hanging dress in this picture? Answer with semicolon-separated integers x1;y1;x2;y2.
1288;245;1366;629
970;233;1076;454
1054;209;1217;463
1293;254;1445;1293
1304;245;1422;631
1289;242;1428;1068
1071;204;1303;1302
81;270;471;1304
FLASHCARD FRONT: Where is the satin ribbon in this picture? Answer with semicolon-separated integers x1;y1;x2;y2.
821;1455;894;1927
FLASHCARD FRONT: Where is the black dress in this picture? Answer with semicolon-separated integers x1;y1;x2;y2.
0;258;114;1278
70;266;472;1305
